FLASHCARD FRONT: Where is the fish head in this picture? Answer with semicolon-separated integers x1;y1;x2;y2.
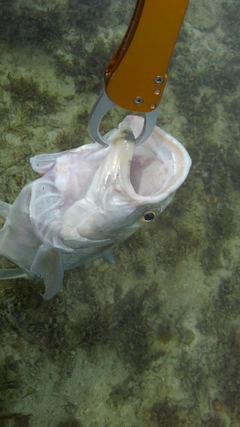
60;115;191;248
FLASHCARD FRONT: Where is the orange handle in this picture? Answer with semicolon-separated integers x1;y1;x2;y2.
105;0;189;113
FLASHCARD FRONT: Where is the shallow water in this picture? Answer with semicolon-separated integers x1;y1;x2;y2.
0;0;239;426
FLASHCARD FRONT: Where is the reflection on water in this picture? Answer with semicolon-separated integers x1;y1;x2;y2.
0;0;239;426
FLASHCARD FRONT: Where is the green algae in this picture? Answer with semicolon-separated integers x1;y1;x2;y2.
4;74;59;117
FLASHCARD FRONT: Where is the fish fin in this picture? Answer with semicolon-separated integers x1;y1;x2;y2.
30;178;67;249
30;244;64;300
0;268;27;280
30;152;63;173
0;201;11;218
102;250;115;263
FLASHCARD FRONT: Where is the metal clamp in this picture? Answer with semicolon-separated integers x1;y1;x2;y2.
88;89;161;146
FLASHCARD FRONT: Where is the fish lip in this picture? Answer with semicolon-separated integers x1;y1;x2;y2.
87;124;137;203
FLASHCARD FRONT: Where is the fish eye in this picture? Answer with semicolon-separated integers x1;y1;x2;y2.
141;211;155;223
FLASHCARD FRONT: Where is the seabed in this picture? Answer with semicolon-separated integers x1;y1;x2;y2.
0;0;239;426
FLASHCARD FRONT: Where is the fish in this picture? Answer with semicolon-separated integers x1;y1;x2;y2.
0;115;191;300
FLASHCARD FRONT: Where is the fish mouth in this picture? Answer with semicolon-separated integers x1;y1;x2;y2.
123;115;192;203
90;115;191;205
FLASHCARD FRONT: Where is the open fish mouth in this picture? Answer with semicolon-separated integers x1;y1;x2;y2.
103;115;192;204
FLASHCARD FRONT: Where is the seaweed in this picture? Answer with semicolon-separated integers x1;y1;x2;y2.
73;40;117;94
195;270;240;414
57;420;83;427
150;401;181;427
0;275;170;375
222;2;240;50
67;0;111;31
54;54;82;79
0;413;31;427
70;283;167;373
55;129;82;151
0;1;20;43
204;420;227;427
107;375;141;409
67;0;93;30
0;3;66;47
3;74;59;117
22;7;65;44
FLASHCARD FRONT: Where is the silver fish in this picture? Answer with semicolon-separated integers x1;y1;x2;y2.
0;115;191;299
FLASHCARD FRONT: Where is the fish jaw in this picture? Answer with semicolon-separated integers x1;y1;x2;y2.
60;123;138;244
88;122;138;204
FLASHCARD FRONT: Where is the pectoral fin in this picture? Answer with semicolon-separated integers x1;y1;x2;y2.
0;201;11;218
0;268;28;280
30;152;63;173
102;250;115;263
31;244;64;300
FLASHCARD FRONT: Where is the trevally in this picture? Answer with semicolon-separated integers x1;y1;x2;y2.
0;115;191;299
